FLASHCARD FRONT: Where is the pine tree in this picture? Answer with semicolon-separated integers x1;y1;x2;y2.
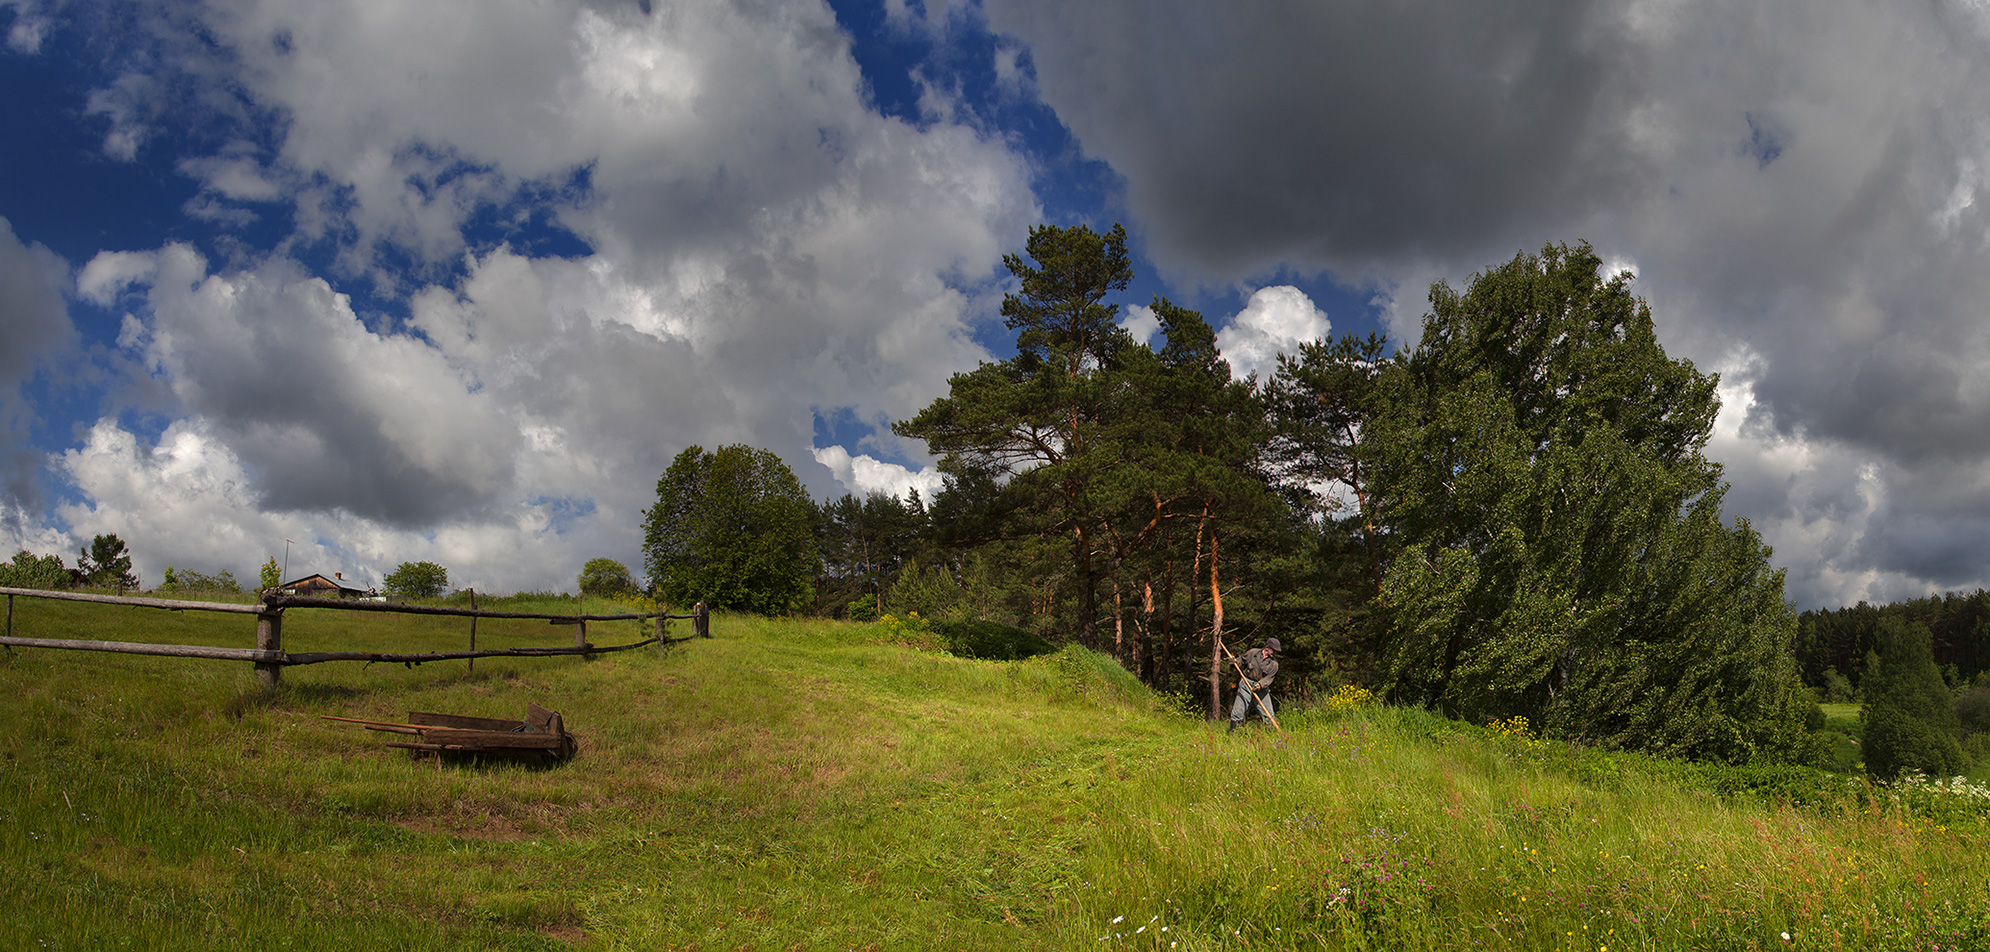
895;223;1135;646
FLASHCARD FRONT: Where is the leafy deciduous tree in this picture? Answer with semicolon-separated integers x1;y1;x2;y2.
0;549;68;590
578;557;636;597
1372;243;1808;762
643;445;819;615
384;561;449;601
1862;617;1968;779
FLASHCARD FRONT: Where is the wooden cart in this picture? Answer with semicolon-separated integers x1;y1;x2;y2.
325;702;577;763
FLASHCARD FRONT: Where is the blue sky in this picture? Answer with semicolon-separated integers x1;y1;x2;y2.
4;0;1990;608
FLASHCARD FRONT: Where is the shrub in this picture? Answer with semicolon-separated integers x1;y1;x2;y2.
848;593;879;623
161;567;242;593
1671;762;1871;811
930;618;1054;661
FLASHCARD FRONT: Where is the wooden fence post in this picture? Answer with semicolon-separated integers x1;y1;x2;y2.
254;609;283;691
467;589;477;676
695;601;709;638
655;612;666;656
575;619;589;650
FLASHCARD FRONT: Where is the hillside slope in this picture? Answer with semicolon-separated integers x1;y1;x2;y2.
2;605;1986;950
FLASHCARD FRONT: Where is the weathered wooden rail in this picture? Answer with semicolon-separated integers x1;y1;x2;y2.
0;586;709;689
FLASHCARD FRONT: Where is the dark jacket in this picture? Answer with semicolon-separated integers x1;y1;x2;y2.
1238;647;1278;692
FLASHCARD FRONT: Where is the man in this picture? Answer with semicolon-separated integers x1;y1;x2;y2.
1229;637;1280;732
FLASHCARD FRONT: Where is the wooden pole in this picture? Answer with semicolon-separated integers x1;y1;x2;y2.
0;586;264;613
1220;641;1283;732
260;594;658;621
0;635;282;662
254;609;283;691
574;619;588;650
467;589;477;676
656;611;667;656
695;601;709;638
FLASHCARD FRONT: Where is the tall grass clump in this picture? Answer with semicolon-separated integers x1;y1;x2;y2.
1055;702;1990;951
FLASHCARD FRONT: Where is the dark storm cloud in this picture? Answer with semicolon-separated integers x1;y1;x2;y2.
987;0;1990;605
983;0;1652;277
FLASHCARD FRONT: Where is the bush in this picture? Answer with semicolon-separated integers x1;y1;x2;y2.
1669;762;1871;811
161;567;242;594
930;618;1054;661
848;593;879;623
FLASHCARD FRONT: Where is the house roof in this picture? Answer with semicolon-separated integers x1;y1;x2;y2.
280;573;371;594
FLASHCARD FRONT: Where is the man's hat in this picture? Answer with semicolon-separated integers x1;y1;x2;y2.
1264;638;1281;653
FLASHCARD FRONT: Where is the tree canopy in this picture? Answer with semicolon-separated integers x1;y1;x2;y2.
1862;617;1968;779
384;561;449;601
0;549;69;590
578;558;636;597
78;533;138;590
1369;243;1808;763
643;444;818;615
896;222;1136;645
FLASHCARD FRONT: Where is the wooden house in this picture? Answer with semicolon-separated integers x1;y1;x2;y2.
279;572;374;599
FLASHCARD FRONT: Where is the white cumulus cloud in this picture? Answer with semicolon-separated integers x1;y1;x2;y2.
812;445;945;502
1216;285;1332;383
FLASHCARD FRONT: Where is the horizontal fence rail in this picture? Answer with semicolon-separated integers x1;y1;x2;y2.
0;586;710;688
260;595;666;622
0;635;280;663
0;586;270;614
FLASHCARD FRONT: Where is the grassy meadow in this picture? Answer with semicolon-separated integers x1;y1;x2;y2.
3;595;1988;950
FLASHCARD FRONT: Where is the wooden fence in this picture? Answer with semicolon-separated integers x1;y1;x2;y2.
0;586;708;689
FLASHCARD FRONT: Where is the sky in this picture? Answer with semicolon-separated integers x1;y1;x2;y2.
2;0;1988;609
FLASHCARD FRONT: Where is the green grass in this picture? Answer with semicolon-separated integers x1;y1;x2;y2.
1819;703;1862;734
3;601;1987;950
